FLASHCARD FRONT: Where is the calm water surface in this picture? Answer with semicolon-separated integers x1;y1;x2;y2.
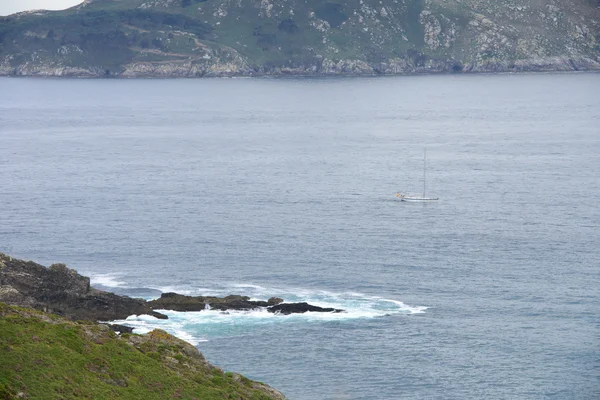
1;73;599;399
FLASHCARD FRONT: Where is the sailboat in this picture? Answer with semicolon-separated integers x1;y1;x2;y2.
396;149;439;202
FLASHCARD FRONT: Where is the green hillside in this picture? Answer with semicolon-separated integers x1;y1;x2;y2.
0;0;599;76
0;303;284;400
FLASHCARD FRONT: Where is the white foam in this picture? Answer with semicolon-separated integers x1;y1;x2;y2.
109;286;428;344
113;313;207;345
231;283;266;290
382;298;429;314
172;329;206;345
90;273;127;288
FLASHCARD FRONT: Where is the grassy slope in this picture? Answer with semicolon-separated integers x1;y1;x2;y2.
0;303;281;400
0;5;213;71
135;0;600;63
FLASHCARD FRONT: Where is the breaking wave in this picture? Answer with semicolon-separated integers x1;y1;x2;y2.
108;283;428;344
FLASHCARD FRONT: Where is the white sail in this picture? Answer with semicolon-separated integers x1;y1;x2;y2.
396;149;438;202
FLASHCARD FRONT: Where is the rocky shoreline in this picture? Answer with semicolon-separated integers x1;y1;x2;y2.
0;252;343;323
1;55;599;78
0;252;291;399
1;1;598;80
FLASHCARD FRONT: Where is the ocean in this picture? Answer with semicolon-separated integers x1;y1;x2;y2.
1;73;598;399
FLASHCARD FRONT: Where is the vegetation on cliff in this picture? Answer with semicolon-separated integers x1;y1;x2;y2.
0;0;598;76
0;251;345;399
0;303;285;399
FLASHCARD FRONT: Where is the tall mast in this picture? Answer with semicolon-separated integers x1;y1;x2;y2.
423;148;427;198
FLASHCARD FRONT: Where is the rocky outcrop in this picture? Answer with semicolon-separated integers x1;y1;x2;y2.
148;293;274;312
0;253;343;320
0;254;290;398
268;302;344;315
2;56;599;78
106;323;135;334
0;253;167;321
148;293;341;314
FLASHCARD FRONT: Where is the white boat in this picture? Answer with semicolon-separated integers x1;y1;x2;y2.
396;149;439;202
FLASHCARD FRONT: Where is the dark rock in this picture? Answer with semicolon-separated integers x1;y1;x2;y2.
148;293;271;312
106;323;135;334
0;253;167;321
0;252;342;321
149;294;343;315
267;297;284;305
267;302;344;315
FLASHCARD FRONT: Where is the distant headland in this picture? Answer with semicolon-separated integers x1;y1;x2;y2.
0;0;598;78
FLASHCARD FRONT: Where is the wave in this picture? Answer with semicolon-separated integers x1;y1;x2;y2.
89;273;128;288
109;284;428;344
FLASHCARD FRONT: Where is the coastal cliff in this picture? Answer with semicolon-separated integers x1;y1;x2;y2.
0;253;342;318
0;252;286;399
0;304;285;399
0;251;350;399
0;253;167;321
0;0;598;77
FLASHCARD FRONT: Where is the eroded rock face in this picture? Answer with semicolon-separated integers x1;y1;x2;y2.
0;253;344;320
0;253;166;321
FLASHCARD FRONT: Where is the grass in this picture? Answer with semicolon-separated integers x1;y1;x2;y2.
0;303;281;400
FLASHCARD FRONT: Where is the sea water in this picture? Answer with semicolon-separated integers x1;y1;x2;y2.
1;73;598;399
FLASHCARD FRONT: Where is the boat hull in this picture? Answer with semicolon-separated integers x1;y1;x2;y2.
400;197;439;202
